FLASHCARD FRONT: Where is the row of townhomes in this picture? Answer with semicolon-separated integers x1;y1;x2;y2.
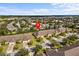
0;15;79;56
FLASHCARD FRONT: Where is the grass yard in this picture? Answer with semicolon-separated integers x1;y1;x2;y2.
13;41;23;51
0;43;8;55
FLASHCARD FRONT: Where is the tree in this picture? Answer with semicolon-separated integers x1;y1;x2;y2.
69;24;76;32
47;36;52;40
59;32;66;36
36;37;44;43
67;35;78;44
0;40;6;46
34;45;45;56
13;44;19;50
65;24;76;32
13;40;22;50
15;48;29;56
61;35;78;46
27;40;34;46
0;28;8;35
51;40;62;49
30;26;36;32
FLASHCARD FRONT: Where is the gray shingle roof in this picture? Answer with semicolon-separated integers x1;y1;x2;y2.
0;33;31;42
33;28;66;38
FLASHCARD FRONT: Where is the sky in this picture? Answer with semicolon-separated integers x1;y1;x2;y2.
0;3;79;15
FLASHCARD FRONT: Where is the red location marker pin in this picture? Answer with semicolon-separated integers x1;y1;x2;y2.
35;21;40;30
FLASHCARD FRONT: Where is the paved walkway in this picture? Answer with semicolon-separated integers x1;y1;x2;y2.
6;42;15;54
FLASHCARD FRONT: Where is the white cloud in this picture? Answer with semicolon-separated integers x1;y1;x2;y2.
0;6;53;15
1;3;79;15
51;3;79;15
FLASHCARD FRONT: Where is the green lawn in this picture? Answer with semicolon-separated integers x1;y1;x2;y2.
0;43;8;55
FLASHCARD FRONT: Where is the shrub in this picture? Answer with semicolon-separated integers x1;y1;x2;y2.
61;35;78;46
34;45;45;56
36;37;44;43
0;40;6;46
13;44;19;50
15;48;29;56
51;40;62;49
